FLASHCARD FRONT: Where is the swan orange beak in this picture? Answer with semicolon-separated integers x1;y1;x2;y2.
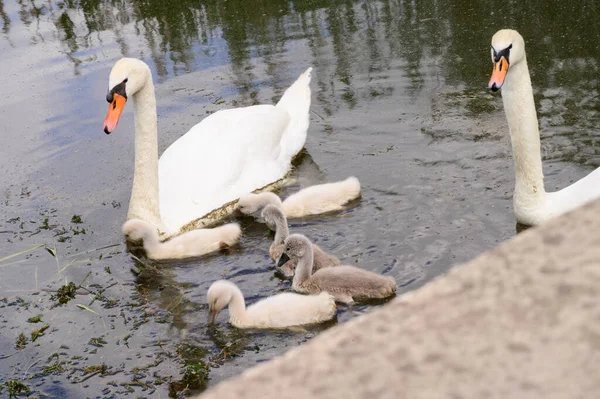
489;56;509;92
103;93;127;134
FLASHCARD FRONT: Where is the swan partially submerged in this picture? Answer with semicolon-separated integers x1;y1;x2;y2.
278;234;396;304
122;219;240;260
237;176;361;218
207;280;336;329
103;58;312;239
489;29;600;225
261;204;340;278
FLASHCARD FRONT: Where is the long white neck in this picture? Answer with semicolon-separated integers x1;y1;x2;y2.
227;286;248;325
292;246;314;287
501;59;546;205
273;213;289;245
127;79;164;231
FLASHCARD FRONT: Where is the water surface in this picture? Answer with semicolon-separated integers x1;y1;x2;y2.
1;0;599;397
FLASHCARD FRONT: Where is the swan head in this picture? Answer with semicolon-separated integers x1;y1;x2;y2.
489;29;526;92
103;58;152;134
261;204;284;231
207;280;237;324
277;233;311;267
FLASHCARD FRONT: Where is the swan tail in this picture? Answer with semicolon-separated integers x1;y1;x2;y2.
339;176;362;203
275;67;313;161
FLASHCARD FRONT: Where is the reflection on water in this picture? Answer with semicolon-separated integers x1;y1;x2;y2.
1;0;600;397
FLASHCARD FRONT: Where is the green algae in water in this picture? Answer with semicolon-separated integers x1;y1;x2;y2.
4;379;30;398
15;333;27;349
70;214;83;224
88;337;108;347
182;362;209;390
51;282;77;305
84;364;107;374
31;324;50;342
27;314;42;323
41;360;66;375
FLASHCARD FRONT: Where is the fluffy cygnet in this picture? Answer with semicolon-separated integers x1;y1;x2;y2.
278;234;396;304
207;280;337;329
237;176;361;218
122;219;241;260
261;204;340;278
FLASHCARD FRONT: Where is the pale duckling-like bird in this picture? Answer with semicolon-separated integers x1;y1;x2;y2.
122;219;241;260
261;204;340;278
278;234;396;304
237;176;361;218
103;58;313;240
489;29;600;226
207;280;336;329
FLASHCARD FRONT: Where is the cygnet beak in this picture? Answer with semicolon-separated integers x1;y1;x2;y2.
208;307;218;324
277;253;290;267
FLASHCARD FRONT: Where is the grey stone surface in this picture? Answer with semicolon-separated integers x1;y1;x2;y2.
196;199;600;399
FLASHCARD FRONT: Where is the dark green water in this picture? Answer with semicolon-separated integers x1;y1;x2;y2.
0;0;599;397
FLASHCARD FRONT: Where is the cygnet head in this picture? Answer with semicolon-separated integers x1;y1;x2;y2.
261;204;284;231
103;58;152;134
236;194;263;215
122;219;155;243
207;280;237;324
277;233;311;267
489;29;526;92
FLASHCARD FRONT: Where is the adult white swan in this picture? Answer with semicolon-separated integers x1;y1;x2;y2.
102;58;313;238
489;29;600;226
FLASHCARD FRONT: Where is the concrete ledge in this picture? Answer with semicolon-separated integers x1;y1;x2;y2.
196;199;600;399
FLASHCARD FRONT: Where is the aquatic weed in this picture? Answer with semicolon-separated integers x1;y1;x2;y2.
30;324;50;342
51;282;77;305
26;315;42;323
15;333;27;349
4;379;30;398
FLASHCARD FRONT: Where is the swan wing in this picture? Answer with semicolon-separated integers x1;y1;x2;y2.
548;166;600;216
158;104;292;231
247;292;334;327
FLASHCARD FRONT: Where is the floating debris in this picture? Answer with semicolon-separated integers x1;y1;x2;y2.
88;337;108;348
4;379;30;398
52;282;77;305
15;333;27;350
30;324;50;342
26;314;42;323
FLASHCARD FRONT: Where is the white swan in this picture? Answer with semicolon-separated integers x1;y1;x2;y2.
261;204;340;278
102;58;312;237
237;176;361;218
278;234;396;304
489;29;600;226
122;219;241;260
207;280;336;329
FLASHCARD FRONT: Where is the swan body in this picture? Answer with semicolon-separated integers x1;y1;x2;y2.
207;280;336;329
122;219;240;260
261;205;340;278
103;58;313;237
278;234;396;304
489;29;600;225
237;176;361;218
